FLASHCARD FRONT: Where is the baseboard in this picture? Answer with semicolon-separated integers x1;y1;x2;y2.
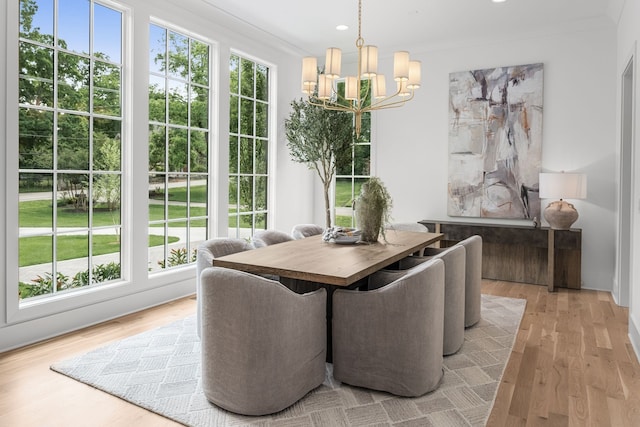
629;313;640;363
0;279;194;353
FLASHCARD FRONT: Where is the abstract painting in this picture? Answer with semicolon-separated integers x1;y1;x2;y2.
448;63;543;219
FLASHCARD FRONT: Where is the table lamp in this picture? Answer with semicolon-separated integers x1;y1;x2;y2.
539;172;587;230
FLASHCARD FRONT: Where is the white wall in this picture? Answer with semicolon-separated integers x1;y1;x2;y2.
0;0;307;351
616;0;640;356
364;28;617;292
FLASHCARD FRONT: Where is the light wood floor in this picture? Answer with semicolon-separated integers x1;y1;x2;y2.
1;281;639;426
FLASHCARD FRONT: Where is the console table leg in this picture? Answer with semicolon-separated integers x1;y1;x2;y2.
548;229;555;292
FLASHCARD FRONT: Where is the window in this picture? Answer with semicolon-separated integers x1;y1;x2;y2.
228;54;270;238
335;112;371;227
148;24;211;272
18;0;124;300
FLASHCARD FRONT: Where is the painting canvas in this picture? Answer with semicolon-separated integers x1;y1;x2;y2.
448;63;543;219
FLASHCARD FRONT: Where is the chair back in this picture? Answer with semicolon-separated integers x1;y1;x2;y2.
291;224;324;239
386;222;429;255
196;238;254;337
457;235;482;327
200;267;326;415
252;229;294;247
333;258;445;397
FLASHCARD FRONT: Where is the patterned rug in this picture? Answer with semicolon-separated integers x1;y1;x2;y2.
51;294;526;426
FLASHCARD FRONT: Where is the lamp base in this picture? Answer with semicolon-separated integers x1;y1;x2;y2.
543;200;579;230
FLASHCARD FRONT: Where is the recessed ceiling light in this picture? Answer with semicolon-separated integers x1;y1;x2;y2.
492;0;507;3
336;24;349;31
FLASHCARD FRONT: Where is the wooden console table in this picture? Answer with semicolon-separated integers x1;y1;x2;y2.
419;220;582;291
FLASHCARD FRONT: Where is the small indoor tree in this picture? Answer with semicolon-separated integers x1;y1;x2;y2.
284;98;354;228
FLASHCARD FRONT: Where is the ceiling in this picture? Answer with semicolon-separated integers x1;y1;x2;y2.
201;0;621;58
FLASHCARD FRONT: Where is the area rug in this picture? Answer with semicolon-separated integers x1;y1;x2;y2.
51;294;526;426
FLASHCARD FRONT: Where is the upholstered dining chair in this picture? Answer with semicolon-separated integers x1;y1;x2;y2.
332;258;445;397
291;223;324;239
386;222;430;255
392;245;466;355
251;229;294;247
200;267;327;416
195;238;254;338
457;235;483;327
399;235;482;328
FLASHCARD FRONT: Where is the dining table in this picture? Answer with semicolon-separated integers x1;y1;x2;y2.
212;229;444;361
212;229;444;287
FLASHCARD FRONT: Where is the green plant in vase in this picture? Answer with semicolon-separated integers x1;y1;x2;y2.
355;177;392;242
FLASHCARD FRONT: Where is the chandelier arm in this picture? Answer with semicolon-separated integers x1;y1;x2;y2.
365;91;416;112
306;97;357;114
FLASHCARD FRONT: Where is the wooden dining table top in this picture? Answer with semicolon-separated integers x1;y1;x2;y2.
212;230;444;286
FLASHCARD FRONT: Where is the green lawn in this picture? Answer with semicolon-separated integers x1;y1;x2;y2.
335;180;364;208
19;234;177;266
19;200;206;227
19;200;121;227
149;184;207;203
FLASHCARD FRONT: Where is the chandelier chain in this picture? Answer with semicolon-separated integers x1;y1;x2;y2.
356;0;364;47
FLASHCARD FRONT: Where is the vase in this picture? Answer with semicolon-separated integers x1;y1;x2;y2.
355;199;382;243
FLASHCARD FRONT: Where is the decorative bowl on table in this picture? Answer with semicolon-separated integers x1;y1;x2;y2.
322;227;361;244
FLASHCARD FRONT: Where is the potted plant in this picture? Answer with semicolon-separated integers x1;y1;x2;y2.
284;98;354;228
355;177;393;242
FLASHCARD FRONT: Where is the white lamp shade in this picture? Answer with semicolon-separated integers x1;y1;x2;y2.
372;74;386;99
325;48;341;79
301;57;317;94
317;74;332;99
539;172;587;199
393;51;410;81
407;60;421;89
345;76;358;100
302;57;317;84
302;81;315;95
361;45;378;77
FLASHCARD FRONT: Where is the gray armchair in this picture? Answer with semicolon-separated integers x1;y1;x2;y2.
200;267;327;415
332;258;445;397
196;238;254;338
251;229;294;247
291;223;324;239
386;222;430;255
458;235;482;327
393;245;466;355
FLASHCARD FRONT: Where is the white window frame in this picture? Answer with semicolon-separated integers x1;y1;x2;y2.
6;0;133;323
147;20;215;274
227;49;276;238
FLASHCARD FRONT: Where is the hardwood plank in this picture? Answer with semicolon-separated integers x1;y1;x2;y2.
484;281;640;427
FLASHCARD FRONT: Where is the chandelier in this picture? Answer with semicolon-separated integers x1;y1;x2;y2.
301;0;421;137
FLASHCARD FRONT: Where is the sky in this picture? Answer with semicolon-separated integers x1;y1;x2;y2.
26;0;122;63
